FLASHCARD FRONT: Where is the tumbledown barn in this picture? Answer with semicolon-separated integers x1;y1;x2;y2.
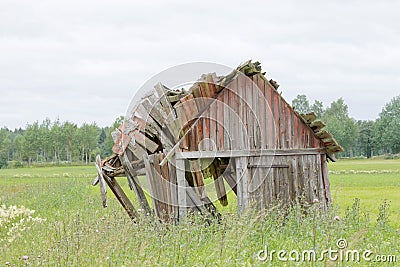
93;60;343;223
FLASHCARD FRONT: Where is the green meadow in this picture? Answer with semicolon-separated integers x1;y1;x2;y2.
0;159;399;266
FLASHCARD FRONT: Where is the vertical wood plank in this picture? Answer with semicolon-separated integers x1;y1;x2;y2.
289;156;298;204
120;154;152;214
237;74;246;150
293;115;299;149
321;154;332;204
236;156;249;215
176;158;186;220
167;156;179;224
209;100;217;151
216;93;225;150
257;76;267;149
223;86;231;150
197;118;203;151
287;105;293;148
315;153;327;210
272;89;280;149
245;75;254;149
278;94;284;149
153;154;167;221
252;76;261;149
228;79;238;150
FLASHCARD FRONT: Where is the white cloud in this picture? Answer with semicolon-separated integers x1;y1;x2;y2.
0;0;399;128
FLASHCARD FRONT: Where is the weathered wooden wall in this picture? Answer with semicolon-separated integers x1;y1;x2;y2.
173;73;331;214
179;73;324;153
95;61;341;223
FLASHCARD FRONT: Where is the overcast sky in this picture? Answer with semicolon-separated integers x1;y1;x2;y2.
1;0;399;129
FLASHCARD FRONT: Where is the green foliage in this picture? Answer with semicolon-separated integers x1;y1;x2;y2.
374;95;400;153
322;98;359;156
0;117;123;166
0;128;11;169
310;100;324;117
292;94;311;114
355;120;374;158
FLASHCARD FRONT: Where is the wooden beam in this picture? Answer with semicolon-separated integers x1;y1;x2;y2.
175;148;327;159
95;155;107;207
120;153;152;214
133;130;159;153
102;173;139;221
301;112;317;124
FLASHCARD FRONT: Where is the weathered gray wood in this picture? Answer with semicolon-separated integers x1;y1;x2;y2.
237;74;246;150
216;94;224;150
133;130;159;153
321;154;332;204
223;87;231;150
175;148;326;159
256;75;267;149
120;153;152;214
290;156;299;203
252;76;261;149
209;100;217;151
142;98;167;127
236;156;249;216
167;93;185;103
278;91;284;149
315;153;327;210
95;155;107;207
152;153;168;222
102;172;139;221
154;83;176;117
127;142;147;160
176;158;187;219
167;156;179;224
245;75;254;149
247;164;289;168
143;154;159;218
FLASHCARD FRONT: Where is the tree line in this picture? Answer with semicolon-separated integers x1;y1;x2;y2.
291;94;400;158
0;116;124;168
0;95;399;168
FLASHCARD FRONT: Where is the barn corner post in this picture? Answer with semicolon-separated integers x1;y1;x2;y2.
93;60;343;223
235;156;249;216
175;157;187;220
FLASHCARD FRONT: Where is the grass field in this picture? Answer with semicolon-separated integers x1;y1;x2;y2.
0;159;399;266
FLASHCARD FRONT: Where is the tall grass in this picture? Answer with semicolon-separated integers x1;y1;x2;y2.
0;162;399;266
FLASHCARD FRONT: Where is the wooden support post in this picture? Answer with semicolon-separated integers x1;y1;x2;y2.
102;173;139;221
321;154;332;205
236;156;249;216
120;153;152;214
167;156;179;224
143;154;159;218
95;155;107;207
176;158;187;220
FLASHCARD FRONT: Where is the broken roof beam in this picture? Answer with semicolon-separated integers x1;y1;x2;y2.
310;120;326;132
301;112;318;124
